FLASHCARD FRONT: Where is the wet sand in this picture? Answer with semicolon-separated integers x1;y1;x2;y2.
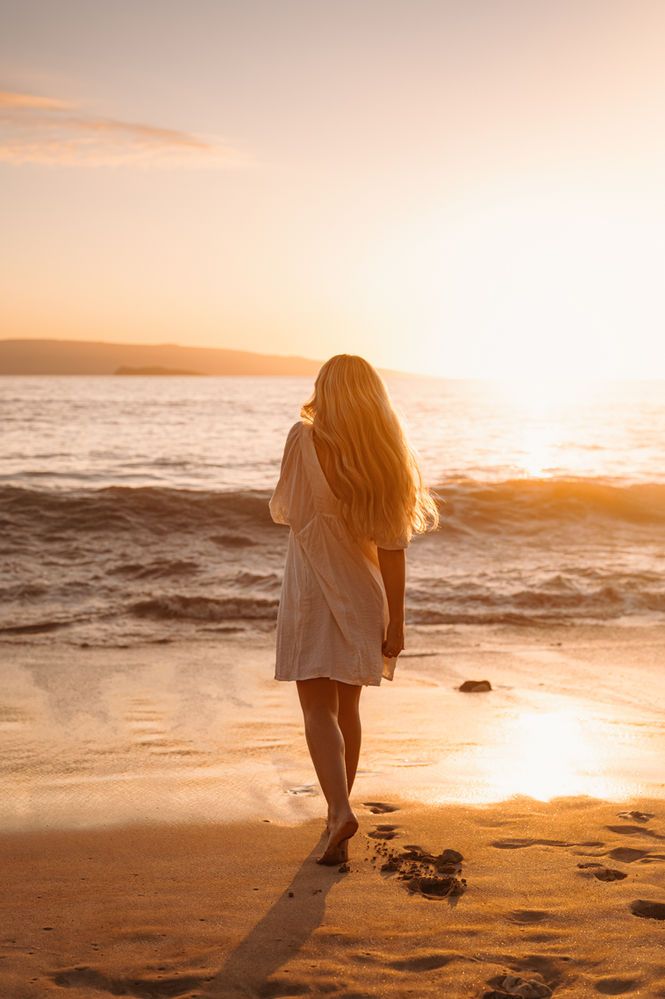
2;623;664;830
1;623;665;996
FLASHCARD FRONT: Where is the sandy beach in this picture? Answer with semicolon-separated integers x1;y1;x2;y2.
2;623;664;997
3;794;665;999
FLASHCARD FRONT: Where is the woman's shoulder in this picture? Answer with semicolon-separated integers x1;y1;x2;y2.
284;420;306;444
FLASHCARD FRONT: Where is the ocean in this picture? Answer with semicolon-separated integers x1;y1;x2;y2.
1;374;664;645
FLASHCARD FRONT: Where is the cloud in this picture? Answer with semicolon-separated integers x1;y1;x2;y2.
0;91;75;110
0;90;249;168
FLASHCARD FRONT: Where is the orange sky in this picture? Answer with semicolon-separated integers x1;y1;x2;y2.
2;0;665;378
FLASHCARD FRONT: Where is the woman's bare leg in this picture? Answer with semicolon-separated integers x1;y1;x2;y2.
337;680;362;794
323;680;362;831
296;677;358;862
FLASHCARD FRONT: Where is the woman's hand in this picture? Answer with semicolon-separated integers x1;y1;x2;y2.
382;618;405;659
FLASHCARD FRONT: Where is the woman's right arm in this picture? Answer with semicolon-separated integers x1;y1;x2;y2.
268;422;302;525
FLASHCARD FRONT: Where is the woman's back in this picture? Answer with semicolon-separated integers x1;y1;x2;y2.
311;428;341;501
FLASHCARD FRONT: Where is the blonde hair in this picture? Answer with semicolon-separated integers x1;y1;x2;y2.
300;354;439;546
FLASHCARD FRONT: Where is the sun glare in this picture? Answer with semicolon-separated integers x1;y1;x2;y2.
491;376;597;412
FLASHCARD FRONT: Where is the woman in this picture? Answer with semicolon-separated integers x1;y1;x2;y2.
269;354;439;865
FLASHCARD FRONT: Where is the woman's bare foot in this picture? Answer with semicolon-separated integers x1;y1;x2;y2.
316;812;358;865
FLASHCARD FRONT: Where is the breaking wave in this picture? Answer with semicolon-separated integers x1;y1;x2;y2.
1;478;663;643
1;477;664;541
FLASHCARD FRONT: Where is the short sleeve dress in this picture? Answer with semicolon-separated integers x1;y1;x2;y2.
269;420;409;686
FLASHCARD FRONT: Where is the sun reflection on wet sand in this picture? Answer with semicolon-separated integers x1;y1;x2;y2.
479;706;616;801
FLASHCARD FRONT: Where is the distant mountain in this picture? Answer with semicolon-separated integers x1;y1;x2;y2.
115;365;205;376
0;339;325;376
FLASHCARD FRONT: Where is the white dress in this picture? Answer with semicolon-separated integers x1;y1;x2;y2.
269;420;409;686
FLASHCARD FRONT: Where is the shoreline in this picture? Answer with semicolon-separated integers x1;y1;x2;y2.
2;622;665;833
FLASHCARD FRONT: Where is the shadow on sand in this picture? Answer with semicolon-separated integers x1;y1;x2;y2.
207;830;347;998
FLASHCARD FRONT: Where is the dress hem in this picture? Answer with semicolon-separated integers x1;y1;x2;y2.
274;672;380;687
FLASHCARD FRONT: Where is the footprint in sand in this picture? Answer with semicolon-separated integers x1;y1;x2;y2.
369;838;466;899
407;876;466;900
606;847;651;864
577;862;628;882
491;837;604;850
387;952;459;971
508;909;550;924
484;972;552;997
362;801;400;814
368;824;400;840
617;810;655;823
630;899;665;920
605;824;665;840
51;967;208;997
287;784;318;796
594;976;641;994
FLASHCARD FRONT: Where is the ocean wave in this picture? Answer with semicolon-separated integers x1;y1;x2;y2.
3;580;662;635
0;619;73;635
1;572;662;639
433;477;665;533
1;477;664;545
409;580;665;625
107;559;200;579
0;484;272;539
129;594;278;621
1;480;663;641
0;582;50;601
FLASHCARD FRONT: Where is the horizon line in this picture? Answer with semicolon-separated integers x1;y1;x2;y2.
1;337;664;383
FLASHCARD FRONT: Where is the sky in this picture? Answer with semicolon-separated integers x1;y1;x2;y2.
2;0;665;379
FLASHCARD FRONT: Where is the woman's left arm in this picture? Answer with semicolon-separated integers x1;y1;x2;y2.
377;547;406;658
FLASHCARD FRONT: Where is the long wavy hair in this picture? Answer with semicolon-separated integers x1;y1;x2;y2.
300;354;439;546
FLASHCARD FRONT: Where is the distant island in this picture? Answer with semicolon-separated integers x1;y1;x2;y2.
0;339;325;376
115;366;204;376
